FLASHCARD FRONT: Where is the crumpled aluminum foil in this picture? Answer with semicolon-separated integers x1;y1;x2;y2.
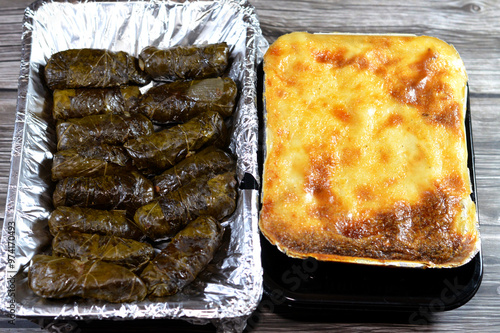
0;0;269;331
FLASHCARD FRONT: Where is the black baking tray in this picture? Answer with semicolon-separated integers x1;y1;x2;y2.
261;239;482;312
259;82;483;312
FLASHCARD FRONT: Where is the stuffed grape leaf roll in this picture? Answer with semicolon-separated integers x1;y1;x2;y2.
29;255;147;303
44;48;150;90
52;86;141;120
52;231;154;272
51;144;135;181
138;43;229;82
52;171;154;213
153;146;236;195
138;77;237;124
48;206;143;240
124;111;227;175
56;113;153;151
134;171;237;241
140;215;223;297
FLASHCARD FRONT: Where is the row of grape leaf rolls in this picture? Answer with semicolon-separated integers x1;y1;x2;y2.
29;43;239;303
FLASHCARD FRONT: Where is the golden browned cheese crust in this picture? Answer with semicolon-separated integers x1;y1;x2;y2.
260;32;479;268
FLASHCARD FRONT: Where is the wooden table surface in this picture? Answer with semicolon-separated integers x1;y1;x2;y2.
1;0;500;332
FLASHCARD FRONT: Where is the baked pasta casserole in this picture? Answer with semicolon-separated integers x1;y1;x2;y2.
260;32;479;268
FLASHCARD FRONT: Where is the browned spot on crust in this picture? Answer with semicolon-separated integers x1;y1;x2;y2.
304;154;333;198
305;150;340;205
267;44;282;57
276;89;286;98
284;76;297;87
437;173;466;195
355;184;375;202
331;105;352;124
336;218;380;240
386;113;404;127
309;194;342;221
293;61;311;73
354;56;369;70
341;147;361;166
276;71;297;88
314;48;347;66
265;77;273;88
379;148;390;163
432;102;461;129
313;49;369;70
388;48;460;132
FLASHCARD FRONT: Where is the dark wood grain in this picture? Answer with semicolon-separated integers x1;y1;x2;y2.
1;0;500;332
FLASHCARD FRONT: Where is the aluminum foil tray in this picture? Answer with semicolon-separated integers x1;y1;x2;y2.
0;0;268;329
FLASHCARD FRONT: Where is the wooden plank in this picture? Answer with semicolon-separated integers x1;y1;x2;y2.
0;0;32;10
0;63;21;90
